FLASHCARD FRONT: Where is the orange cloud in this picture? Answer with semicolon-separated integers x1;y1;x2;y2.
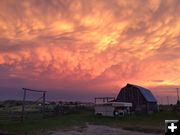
0;0;180;100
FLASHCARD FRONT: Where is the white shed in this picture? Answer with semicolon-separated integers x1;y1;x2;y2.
95;102;132;117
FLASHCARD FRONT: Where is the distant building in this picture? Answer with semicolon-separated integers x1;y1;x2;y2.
116;83;158;113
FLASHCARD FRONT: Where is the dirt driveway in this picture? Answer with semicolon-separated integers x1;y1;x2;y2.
52;125;163;135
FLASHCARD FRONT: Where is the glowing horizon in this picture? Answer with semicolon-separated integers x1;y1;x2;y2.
0;0;180;103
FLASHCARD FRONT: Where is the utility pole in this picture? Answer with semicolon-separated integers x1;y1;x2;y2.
176;88;179;101
21;89;26;122
43;91;46;118
161;97;163;105
167;96;169;105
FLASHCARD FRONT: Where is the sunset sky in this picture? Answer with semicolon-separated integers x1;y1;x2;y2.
0;0;180;103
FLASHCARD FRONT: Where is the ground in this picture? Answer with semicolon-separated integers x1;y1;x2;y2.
51;125;162;135
0;108;179;135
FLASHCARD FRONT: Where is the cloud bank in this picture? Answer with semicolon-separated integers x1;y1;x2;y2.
0;0;180;101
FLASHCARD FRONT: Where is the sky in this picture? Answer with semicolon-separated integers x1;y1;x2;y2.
0;0;180;103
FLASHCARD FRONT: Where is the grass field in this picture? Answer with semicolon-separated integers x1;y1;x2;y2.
0;109;180;135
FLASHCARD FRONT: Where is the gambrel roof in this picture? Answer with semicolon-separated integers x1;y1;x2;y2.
127;83;157;102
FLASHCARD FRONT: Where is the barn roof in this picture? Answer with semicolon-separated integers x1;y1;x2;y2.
127;84;157;102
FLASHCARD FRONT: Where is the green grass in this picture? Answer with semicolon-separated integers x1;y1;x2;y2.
0;110;180;135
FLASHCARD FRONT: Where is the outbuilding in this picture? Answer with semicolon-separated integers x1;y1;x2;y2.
116;83;158;113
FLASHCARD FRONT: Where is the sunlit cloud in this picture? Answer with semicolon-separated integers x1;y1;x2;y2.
0;0;180;101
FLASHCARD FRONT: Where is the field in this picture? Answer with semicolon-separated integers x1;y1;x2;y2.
0;108;180;135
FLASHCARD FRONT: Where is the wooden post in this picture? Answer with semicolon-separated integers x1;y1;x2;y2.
103;98;105;103
21;89;26;122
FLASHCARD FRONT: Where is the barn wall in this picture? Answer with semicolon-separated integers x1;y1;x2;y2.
116;85;158;113
116;86;147;111
147;102;158;113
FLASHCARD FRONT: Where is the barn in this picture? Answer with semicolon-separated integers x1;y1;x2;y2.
116;83;158;113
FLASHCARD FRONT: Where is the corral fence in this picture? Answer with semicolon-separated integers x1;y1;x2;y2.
0;102;94;122
0;110;22;122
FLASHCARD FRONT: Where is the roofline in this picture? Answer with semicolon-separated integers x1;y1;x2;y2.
126;83;151;92
124;83;157;103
